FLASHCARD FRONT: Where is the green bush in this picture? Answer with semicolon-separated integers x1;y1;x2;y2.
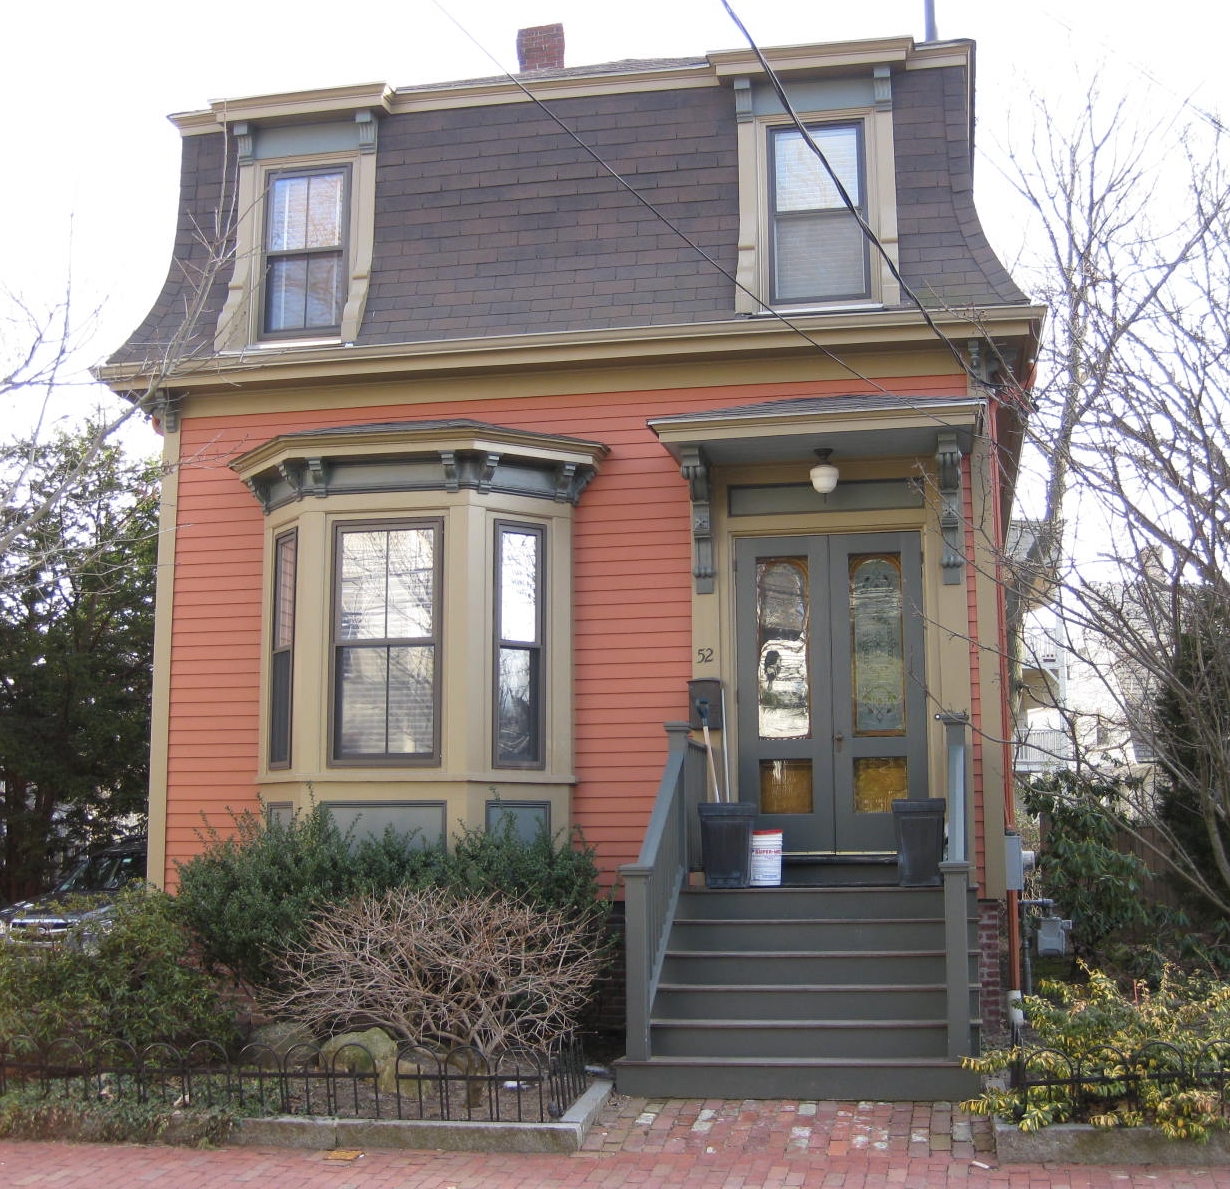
964;965;1230;1139
174;803;610;995
173;804;441;993
0;886;236;1051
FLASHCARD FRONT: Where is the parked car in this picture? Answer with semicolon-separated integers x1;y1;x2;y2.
0;837;147;949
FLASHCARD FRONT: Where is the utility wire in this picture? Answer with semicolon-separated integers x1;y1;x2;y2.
427;0;893;395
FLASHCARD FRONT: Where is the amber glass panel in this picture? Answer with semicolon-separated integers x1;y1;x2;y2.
849;554;906;735
760;759;814;814
756;558;810;740
853;756;907;813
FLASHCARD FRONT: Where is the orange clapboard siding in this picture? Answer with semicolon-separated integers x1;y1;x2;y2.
160;376;963;877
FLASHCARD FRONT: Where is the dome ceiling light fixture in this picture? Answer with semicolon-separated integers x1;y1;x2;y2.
809;448;839;495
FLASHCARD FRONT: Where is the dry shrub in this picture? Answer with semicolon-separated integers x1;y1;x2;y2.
263;886;606;1052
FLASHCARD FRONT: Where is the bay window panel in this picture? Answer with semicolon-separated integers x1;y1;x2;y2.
387;645;436;754
494;523;544;768
333;522;440;763
499;530;540;644
497;647;539;765
385;529;435;638
269;530;297;769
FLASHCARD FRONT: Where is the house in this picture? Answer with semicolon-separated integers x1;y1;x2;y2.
101;25;1044;1099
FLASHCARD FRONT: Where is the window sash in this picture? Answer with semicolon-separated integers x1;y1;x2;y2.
494;523;545;768
269;531;297;768
263;168;348;335
769;123;870;305
332;522;441;763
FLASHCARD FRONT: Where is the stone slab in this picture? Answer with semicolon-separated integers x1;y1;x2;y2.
230;1078;612;1153
995;1118;1230;1165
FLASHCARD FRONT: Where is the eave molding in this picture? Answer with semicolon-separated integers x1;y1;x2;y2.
100;305;1045;395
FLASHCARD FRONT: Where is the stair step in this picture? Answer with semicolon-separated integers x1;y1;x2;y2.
674;886;955;921
653;981;960;1019
660;948;962;985
669;918;948;949
649;1017;949;1059
614;1055;982;1101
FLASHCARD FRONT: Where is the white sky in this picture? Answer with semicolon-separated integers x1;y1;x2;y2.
1;0;1225;451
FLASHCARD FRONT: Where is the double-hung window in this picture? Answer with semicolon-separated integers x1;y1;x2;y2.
269;530;297;768
264;167;348;336
769;123;869;305
333;522;440;763
494;523;545;768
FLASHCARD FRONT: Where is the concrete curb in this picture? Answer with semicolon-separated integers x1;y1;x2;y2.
995;1118;1230;1166
230;1077;613;1153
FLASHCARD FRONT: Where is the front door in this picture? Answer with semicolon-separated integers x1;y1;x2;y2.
735;532;927;852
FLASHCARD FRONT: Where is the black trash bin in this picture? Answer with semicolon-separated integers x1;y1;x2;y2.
698;801;756;889
892;798;946;887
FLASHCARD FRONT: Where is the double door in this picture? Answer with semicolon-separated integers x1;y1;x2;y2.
734;532;926;852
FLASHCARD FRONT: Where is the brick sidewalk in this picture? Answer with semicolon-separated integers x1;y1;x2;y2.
2;1094;1230;1187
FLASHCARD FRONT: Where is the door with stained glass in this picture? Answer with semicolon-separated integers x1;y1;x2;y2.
734;533;926;852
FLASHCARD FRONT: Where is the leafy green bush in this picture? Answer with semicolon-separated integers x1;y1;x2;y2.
174;803;610;995
1023;770;1156;960
443;811;610;924
0;886;236;1050
173;804;441;993
964;965;1230;1139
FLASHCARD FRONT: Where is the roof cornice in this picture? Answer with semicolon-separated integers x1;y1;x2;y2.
166;35;974;135
99;305;1045;396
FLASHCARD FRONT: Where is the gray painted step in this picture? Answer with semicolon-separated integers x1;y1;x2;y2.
653;982;962;1020
668;917;948;950
650;1018;950;1059
659;948;959;985
614;1056;982;1101
674;886;952;921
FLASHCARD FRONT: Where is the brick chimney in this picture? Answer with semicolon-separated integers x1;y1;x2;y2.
516;23;565;72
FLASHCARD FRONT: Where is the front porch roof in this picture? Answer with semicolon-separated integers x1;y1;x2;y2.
647;394;983;465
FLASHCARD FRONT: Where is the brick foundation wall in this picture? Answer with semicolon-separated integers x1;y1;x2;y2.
978;899;1006;1042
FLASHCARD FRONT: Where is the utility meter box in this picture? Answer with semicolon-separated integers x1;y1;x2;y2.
1004;832;1037;891
1037;916;1073;957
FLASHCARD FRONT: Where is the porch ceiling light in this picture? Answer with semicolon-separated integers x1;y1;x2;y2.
809;448;839;495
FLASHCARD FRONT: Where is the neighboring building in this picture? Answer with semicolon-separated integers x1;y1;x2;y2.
102;26;1043;1099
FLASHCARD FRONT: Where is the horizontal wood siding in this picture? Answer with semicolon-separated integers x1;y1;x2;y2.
161;376;967;884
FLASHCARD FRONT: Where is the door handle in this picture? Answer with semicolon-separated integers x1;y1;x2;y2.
834;731;844;751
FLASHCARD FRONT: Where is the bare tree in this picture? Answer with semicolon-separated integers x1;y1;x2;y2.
1002;77;1230;914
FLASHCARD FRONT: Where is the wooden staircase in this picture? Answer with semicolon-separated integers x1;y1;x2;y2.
614;883;982;1100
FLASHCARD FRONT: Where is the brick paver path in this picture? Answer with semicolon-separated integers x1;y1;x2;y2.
3;1093;1230;1187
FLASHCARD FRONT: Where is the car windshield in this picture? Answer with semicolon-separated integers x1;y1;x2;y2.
54;852;142;894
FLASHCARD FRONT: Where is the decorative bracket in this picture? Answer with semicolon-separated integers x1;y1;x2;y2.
680;445;715;594
440;450;459;492
873;65;893;111
478;452;501;494
355;109;377;154
232;121;254;166
553;462;578;503
935;432;964;584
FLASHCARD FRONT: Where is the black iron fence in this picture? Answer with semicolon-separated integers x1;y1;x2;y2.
0;1034;589;1124
1007;1040;1230;1124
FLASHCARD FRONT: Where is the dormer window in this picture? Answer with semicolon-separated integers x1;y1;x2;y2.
769;124;869;305
264;168;348;336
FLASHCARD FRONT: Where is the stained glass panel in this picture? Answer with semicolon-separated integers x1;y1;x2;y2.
760;759;813;814
853;757;907;813
849;554;906;735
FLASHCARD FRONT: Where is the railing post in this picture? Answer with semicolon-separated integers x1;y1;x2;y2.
620;721;693;1064
937;711;969;864
937;711;973;1059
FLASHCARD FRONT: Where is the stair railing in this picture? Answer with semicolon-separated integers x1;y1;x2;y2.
937;711;974;1058
620;721;706;1063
